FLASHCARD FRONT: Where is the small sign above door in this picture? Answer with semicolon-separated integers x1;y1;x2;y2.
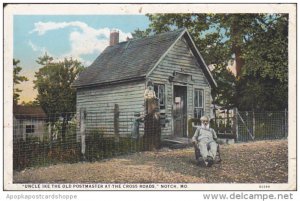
169;71;192;83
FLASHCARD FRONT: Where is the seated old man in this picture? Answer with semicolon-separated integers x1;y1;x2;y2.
192;115;218;167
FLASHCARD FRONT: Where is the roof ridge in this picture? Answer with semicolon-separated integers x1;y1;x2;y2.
73;28;188;88
101;28;186;54
127;27;186;43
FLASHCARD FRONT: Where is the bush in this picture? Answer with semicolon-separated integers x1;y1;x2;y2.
85;129;144;161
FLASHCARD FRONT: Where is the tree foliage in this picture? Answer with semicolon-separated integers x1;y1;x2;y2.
237;14;288;110
13;59;28;104
20;100;40;106
133;14;288;111
34;54;84;116
34;53;84;142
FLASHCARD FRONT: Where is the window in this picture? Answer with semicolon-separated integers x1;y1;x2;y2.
26;125;35;134
154;84;165;109
194;89;204;118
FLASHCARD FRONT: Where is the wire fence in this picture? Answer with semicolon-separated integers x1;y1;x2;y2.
237;110;288;142
13;110;161;170
209;109;288;142
13;109;288;170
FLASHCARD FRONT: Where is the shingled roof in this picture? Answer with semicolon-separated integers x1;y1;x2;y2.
13;105;47;119
73;28;217;88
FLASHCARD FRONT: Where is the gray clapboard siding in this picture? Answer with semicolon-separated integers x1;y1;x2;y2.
77;101;144;109
76;81;145;137
151;37;211;83
149;37;212;136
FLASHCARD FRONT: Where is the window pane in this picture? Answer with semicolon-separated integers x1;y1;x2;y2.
154;85;158;96
154;84;165;107
26;125;34;133
194;108;203;119
194;89;204;118
199;90;203;107
159;85;165;106
194;90;198;107
194;89;204;108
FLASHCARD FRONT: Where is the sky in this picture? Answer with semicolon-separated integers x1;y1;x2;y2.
13;15;150;103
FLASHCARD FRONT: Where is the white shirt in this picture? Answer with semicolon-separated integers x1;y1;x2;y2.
192;126;217;143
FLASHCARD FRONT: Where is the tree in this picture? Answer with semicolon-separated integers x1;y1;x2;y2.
13;59;28;105
21;100;40;106
236;14;288;110
131;28;152;39
34;53;84;142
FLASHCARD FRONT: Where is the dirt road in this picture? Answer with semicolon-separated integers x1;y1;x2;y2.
14;140;288;183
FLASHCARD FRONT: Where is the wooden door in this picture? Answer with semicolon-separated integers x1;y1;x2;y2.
173;85;187;137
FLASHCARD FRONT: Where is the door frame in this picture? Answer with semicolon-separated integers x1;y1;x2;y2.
172;83;188;137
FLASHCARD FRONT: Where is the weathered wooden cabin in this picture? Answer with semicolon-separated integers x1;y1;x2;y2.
73;28;217;139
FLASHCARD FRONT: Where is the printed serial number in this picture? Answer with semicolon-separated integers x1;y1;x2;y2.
259;185;271;189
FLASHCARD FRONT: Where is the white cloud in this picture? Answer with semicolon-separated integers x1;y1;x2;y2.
30;21;89;35
28;40;47;53
30;21;132;66
28;40;38;51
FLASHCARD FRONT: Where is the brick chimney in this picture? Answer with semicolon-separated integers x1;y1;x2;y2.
109;30;119;46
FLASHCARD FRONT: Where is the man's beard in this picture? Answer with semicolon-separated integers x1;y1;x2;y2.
201;124;210;129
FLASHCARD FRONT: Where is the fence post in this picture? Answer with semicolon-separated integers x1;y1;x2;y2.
48;123;52;148
80;109;86;160
284;108;288;138
252;110;256;140
233;108;238;142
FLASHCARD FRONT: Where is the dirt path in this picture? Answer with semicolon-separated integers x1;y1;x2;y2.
13;140;288;183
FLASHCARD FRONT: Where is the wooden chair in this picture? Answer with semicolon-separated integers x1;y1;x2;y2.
194;142;222;166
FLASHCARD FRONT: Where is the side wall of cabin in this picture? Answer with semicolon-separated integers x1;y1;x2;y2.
76;81;145;139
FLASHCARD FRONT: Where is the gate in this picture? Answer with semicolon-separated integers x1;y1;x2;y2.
211;108;236;140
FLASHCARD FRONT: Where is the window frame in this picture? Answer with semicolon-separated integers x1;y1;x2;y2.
154;84;165;108
194;88;204;118
25;125;35;134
